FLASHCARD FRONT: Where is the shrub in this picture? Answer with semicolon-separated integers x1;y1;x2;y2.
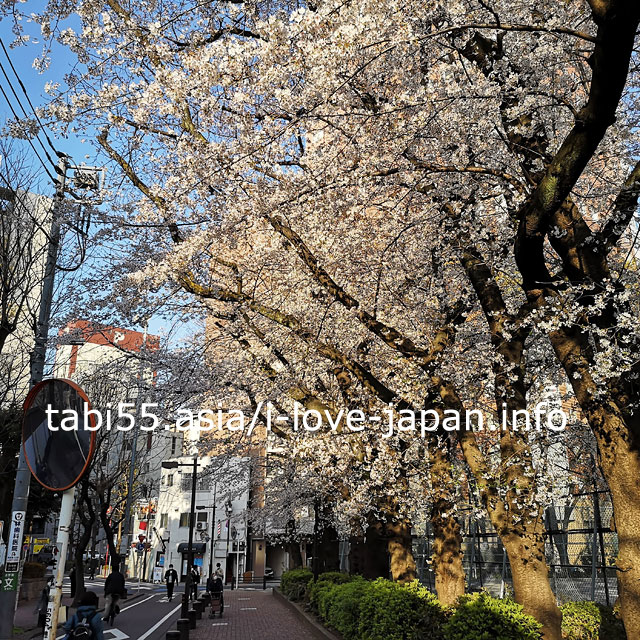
280;568;313;601
22;562;46;579
443;592;542;640
561;601;626;640
323;577;370;640
317;571;352;585
308;579;337;614
308;572;353;613
358;578;447;640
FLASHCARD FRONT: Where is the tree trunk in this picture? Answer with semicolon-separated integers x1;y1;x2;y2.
349;524;389;579
431;499;465;606
587;409;640;638
287;542;303;569
99;506;121;571
386;519;416;583
429;436;465;605
502;528;562;640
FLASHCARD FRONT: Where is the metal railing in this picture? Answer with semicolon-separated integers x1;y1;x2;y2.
416;491;617;605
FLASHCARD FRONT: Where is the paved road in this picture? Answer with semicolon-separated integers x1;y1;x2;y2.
58;578;184;640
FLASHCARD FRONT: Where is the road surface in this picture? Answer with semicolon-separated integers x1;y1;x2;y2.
59;578;183;640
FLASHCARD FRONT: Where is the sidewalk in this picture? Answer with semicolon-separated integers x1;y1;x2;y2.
13;594;74;639
191;589;323;640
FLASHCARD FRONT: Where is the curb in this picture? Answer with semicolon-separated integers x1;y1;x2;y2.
272;589;341;640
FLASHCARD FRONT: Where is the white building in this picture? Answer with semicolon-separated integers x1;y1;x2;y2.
52;320;176;571
147;454;252;584
0;189;52;407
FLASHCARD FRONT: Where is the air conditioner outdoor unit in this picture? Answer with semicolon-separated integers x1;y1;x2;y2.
196;522;205;530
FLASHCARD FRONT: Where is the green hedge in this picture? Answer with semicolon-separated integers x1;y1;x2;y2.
443;592;542;640
308;572;353;614
323;578;370;640
283;572;624;640
280;568;313;601
561;601;626;640
358;579;447;640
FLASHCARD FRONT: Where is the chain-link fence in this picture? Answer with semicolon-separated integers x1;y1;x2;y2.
416;490;617;605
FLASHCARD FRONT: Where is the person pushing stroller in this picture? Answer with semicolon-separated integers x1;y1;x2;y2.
206;572;224;618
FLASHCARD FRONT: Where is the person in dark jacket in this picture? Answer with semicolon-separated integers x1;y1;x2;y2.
34;576;53;629
164;564;178;601
205;575;224;618
69;567;77;599
63;591;104;640
103;569;125;625
88;558;99;580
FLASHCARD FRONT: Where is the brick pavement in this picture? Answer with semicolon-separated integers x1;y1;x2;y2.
191;589;320;640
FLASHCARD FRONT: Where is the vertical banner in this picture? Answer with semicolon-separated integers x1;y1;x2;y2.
6;511;25;569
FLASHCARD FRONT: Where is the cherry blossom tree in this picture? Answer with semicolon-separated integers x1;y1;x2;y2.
16;1;640;638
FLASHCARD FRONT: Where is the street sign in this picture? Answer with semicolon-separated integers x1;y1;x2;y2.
22;379;96;491
6;511;25;565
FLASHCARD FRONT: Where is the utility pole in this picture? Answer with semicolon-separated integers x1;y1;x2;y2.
0;154;69;640
186;455;197;598
209;485;217;578
120;323;148;575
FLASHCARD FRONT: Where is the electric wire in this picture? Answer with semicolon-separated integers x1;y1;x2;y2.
0;76;56;182
0;37;60;157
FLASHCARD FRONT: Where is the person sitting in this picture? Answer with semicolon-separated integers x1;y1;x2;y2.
63;591;104;640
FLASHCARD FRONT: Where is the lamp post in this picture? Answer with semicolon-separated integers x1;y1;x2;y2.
195;482;217;579
224;500;232;586
161;455;198;597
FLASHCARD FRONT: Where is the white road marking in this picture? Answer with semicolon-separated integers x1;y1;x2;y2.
135;603;182;640
211;623;228;626
120;595;155;611
240;607;257;610
105;629;130;640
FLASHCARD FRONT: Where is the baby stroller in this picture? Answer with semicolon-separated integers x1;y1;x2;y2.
207;576;224;618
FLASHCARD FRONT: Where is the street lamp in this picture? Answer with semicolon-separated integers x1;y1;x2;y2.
162;454;198;597
225;499;232;586
195;482;217;579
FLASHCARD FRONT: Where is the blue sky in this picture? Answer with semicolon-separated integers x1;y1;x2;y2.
0;10;95;192
0;10;183;341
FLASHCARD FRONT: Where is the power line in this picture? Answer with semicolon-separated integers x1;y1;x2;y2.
0;62;57;181
0;77;56;182
0;37;60;158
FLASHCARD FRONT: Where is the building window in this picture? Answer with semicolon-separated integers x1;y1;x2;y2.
147;434;153;451
179;513;192;528
166;474;174;487
196;512;207;523
171;436;177;455
159;513;168;528
144;462;150;474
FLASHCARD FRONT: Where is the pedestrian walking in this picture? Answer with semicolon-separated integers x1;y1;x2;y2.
35;576;53;630
103;568;126;626
88;558;98;580
188;567;199;601
164;564;178;602
206;575;224;618
214;563;223;579
63;591;104;640
69;567;77;599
